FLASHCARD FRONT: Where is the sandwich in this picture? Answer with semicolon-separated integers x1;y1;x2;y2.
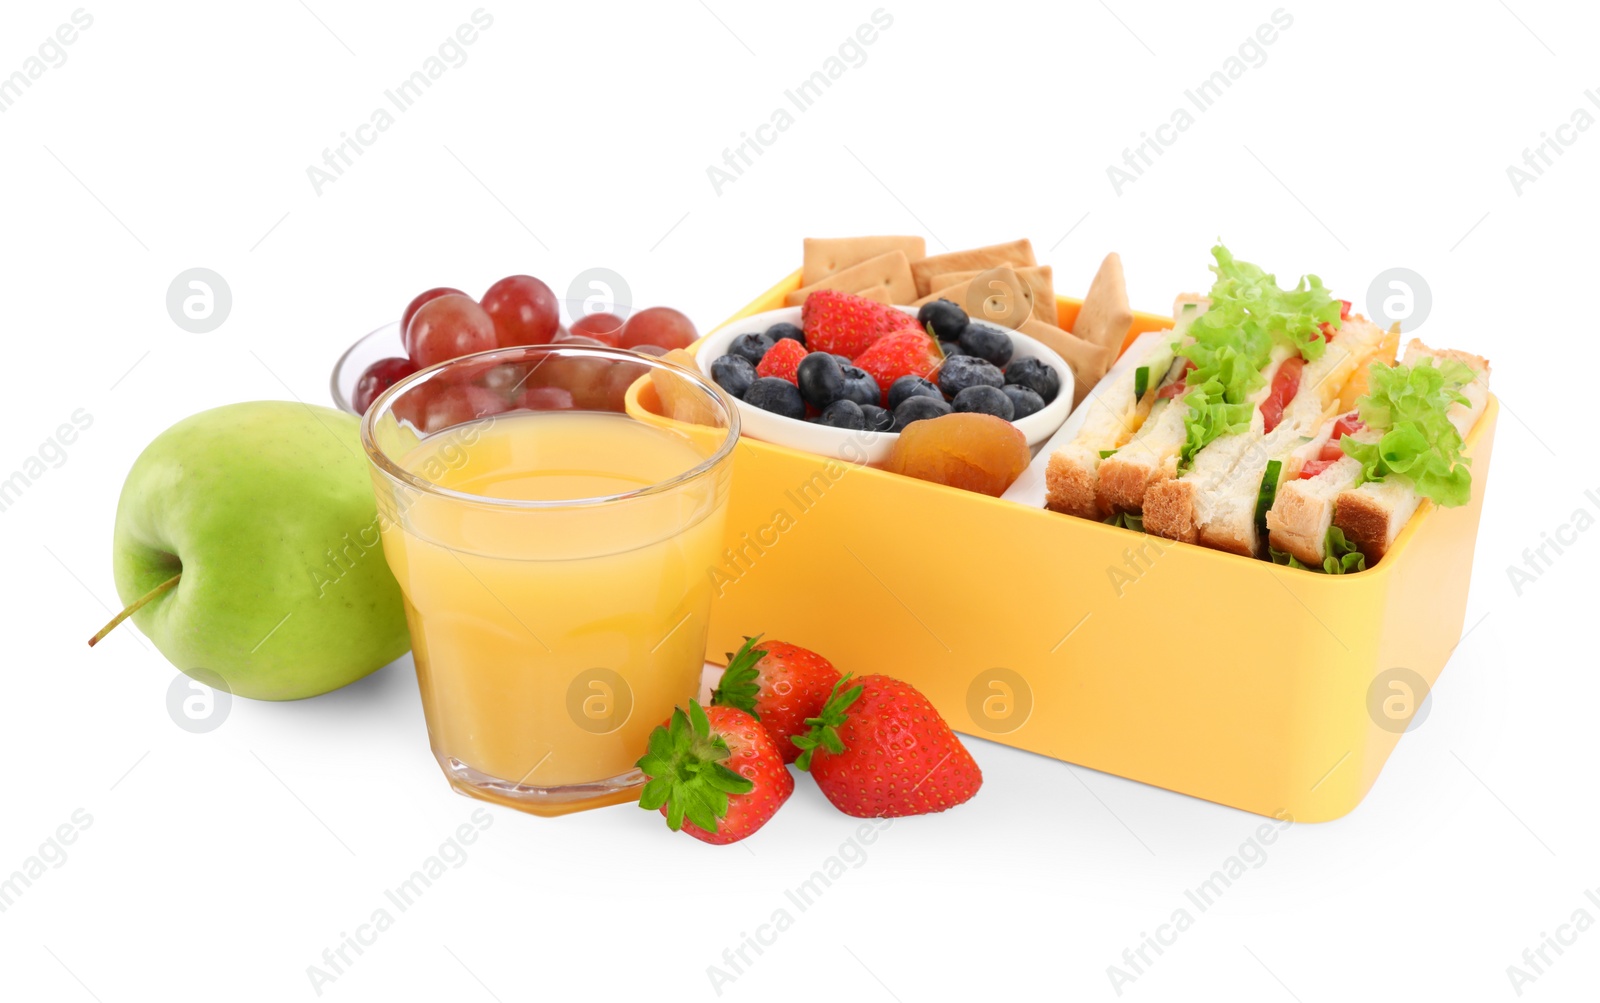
1266;341;1489;567
1140;310;1395;554
1049;244;1353;519
1043;295;1204;518
1046;244;1493;574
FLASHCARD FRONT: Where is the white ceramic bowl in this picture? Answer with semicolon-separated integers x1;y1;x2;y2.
694;306;1074;464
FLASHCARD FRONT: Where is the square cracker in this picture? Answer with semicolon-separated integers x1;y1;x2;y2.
802;236;926;286
1018;317;1114;408
1072;252;1133;354
924;266;1058;324
784;250;916;307
910;239;1036;296
913;266;1040;330
854;285;892;305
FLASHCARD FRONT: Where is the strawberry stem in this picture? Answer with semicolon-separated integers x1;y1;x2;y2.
636;700;753;833
709;634;765;719
791;674;864;771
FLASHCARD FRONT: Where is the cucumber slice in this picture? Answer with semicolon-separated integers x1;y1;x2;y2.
1253;459;1283;545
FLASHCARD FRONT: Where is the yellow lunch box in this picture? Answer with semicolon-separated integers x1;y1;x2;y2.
630;270;1497;822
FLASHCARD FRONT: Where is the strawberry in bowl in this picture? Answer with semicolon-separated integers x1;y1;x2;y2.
696;291;1074;466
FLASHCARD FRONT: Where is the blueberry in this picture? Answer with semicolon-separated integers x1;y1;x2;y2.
729;332;775;365
938;355;1005;397
939;341;962;359
710;354;757;399
765;322;805;346
830;353;853;368
1002;384;1046;420
796;352;843;409
1004;357;1060;404
952;384;1014;420
958;324;1013;367
836;365;881;408
818;399;866;430
917;298;970;342
887;375;944;411
893;394;953;428
859;404;894;432
743;377;805;420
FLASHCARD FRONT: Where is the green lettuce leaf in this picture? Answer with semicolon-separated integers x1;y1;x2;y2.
1340;357;1476;508
1176;244;1347;470
1103;511;1145;533
1268;527;1367;574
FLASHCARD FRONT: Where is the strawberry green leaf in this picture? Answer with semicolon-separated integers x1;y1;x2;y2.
710;635;766;719
635;700;754;834
793;675;865;771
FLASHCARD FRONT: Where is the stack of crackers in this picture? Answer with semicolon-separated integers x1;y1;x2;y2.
793;236;1133;406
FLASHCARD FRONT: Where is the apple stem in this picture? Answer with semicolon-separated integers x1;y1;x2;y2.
87;572;181;648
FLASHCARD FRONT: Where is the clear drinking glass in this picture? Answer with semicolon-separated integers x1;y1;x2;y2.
361;346;738;815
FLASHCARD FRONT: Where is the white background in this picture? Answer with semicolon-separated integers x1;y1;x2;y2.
1;1;1595;1000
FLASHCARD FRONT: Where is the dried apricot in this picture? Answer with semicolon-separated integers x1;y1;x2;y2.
883;412;1029;496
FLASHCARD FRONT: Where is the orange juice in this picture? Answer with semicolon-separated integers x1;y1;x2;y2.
378;409;731;814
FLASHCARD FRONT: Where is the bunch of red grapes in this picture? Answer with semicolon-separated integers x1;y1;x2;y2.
350;275;699;413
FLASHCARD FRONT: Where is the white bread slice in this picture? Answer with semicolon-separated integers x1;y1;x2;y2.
1101;339;1296;514
1264;407;1382;564
1045;297;1205;518
1331;340;1491;562
1143;315;1388;547
1095;397;1188;512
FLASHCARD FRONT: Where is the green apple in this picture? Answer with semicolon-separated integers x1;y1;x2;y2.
97;401;409;700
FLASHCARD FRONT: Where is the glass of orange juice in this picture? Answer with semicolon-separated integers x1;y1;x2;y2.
361;345;738;815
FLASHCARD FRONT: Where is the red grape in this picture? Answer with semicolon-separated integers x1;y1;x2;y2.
620;306;697;350
425;384;509;433
569;312;626;347
601;359;651;411
513;386;576;411
409;295;497;368
482;275;559;347
629;344;669;357
401;287;466;356
550;331;608;348
352;356;418;414
391;380;439;430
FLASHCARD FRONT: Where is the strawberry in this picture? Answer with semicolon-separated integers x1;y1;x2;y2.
755;337;808;384
637;700;793;845
711;636;842;765
853;330;945;407
802;290;920;357
795;674;982;818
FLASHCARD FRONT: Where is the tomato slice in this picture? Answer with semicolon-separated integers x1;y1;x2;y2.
1298;457;1337;480
1259;357;1304;433
1329;412;1364;441
1156;359;1197;399
1318;302;1353;344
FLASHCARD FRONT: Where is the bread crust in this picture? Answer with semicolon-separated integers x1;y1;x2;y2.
1045;450;1103;519
1265;481;1330;566
1141;479;1198;543
1332;490;1393;564
1199;518;1256;558
1096;455;1169;513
